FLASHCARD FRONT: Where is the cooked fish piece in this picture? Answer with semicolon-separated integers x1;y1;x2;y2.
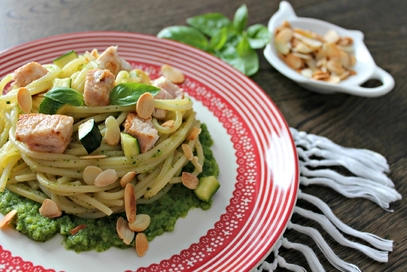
152;89;173;120
15;113;74;154
13;62;48;87
97;46;132;76
123;112;159;153
83;69;115;107
152;76;183;98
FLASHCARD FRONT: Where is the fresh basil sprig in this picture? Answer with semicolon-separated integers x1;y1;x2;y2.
110;83;160;106
157;4;270;76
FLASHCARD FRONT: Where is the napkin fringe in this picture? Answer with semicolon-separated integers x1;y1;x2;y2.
257;129;400;272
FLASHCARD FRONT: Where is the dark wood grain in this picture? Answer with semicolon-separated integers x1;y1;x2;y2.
1;0;406;271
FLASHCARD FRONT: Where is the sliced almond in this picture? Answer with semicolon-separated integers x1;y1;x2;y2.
17;87;32;113
120;171;136;187
292;42;314;54
181;172;199;190
324;29;340;44
83;165;103;185
116;217;135;245
187;127;201;141
105;116;120;146
39;199;62;218
181;144;193;161
135;232;149;257
128;214;151;232
162;119;175;128
161;64;185;84
0;209;17;228
94;169;118;187
293;32;322;49
312;70;330;81
327;75;341;84
284;53;303;70
274;40;290;55
300;68;313;78
323;43;341;59
338;36;353;46
274;22;356;84
124;183;136;223
326;59;345;75
136;92;155;119
275;27;293;44
70;224;87;235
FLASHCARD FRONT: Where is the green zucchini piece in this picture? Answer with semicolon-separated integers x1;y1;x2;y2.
194;176;220;202
52;78;72;88
38;97;66;114
78;119;102;154
53;50;78;68
120;132;140;157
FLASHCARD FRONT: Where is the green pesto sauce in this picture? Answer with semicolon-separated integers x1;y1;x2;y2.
0;124;219;252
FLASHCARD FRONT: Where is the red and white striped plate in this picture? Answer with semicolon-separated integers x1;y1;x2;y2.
0;32;299;272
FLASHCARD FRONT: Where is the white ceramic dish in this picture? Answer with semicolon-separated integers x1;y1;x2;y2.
264;1;395;97
0;32;299;272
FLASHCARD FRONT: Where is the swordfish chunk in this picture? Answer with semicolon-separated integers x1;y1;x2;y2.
96;46;132;76
123;112;159;153
15;113;74;154
83;68;115;107
13;62;48;87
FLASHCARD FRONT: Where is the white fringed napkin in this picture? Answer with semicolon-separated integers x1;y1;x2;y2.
256;128;402;272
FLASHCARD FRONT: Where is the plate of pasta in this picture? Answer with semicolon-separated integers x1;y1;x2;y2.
0;32;299;272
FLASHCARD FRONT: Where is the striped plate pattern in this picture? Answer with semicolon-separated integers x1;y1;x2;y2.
0;32;299;272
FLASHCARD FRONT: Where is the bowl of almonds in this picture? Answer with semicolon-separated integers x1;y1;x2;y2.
264;1;394;97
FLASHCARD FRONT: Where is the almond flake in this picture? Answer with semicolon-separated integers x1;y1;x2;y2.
187;127;201;141
0;209;17;228
116;217;135;245
181;172;199;190
128;214;151;232
83;165;103;185
274;22;357;83
136;92;155;119
181;144;193;160
135;233;149;257
70;224;87;235
39;199;62;218
124;183;136;223
161;64;185;84
94;169;118;187
120;171;136;187
17;87;32;113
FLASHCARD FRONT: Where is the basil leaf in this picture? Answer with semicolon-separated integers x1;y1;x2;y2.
233;4;248;33
247;24;271;49
44;87;85;106
186;13;231;37
236;34;259;76
209;27;228;51
157;26;209;51
216;45;245;74
110;83;160;106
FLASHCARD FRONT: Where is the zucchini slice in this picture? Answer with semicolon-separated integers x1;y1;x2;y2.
194;176;220;202
53;50;78;68
52;78;72;88
79;119;103;154
120;132;140;157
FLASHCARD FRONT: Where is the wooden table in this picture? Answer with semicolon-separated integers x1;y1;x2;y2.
0;0;405;271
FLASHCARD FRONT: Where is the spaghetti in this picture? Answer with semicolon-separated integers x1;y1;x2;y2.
0;47;207;219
